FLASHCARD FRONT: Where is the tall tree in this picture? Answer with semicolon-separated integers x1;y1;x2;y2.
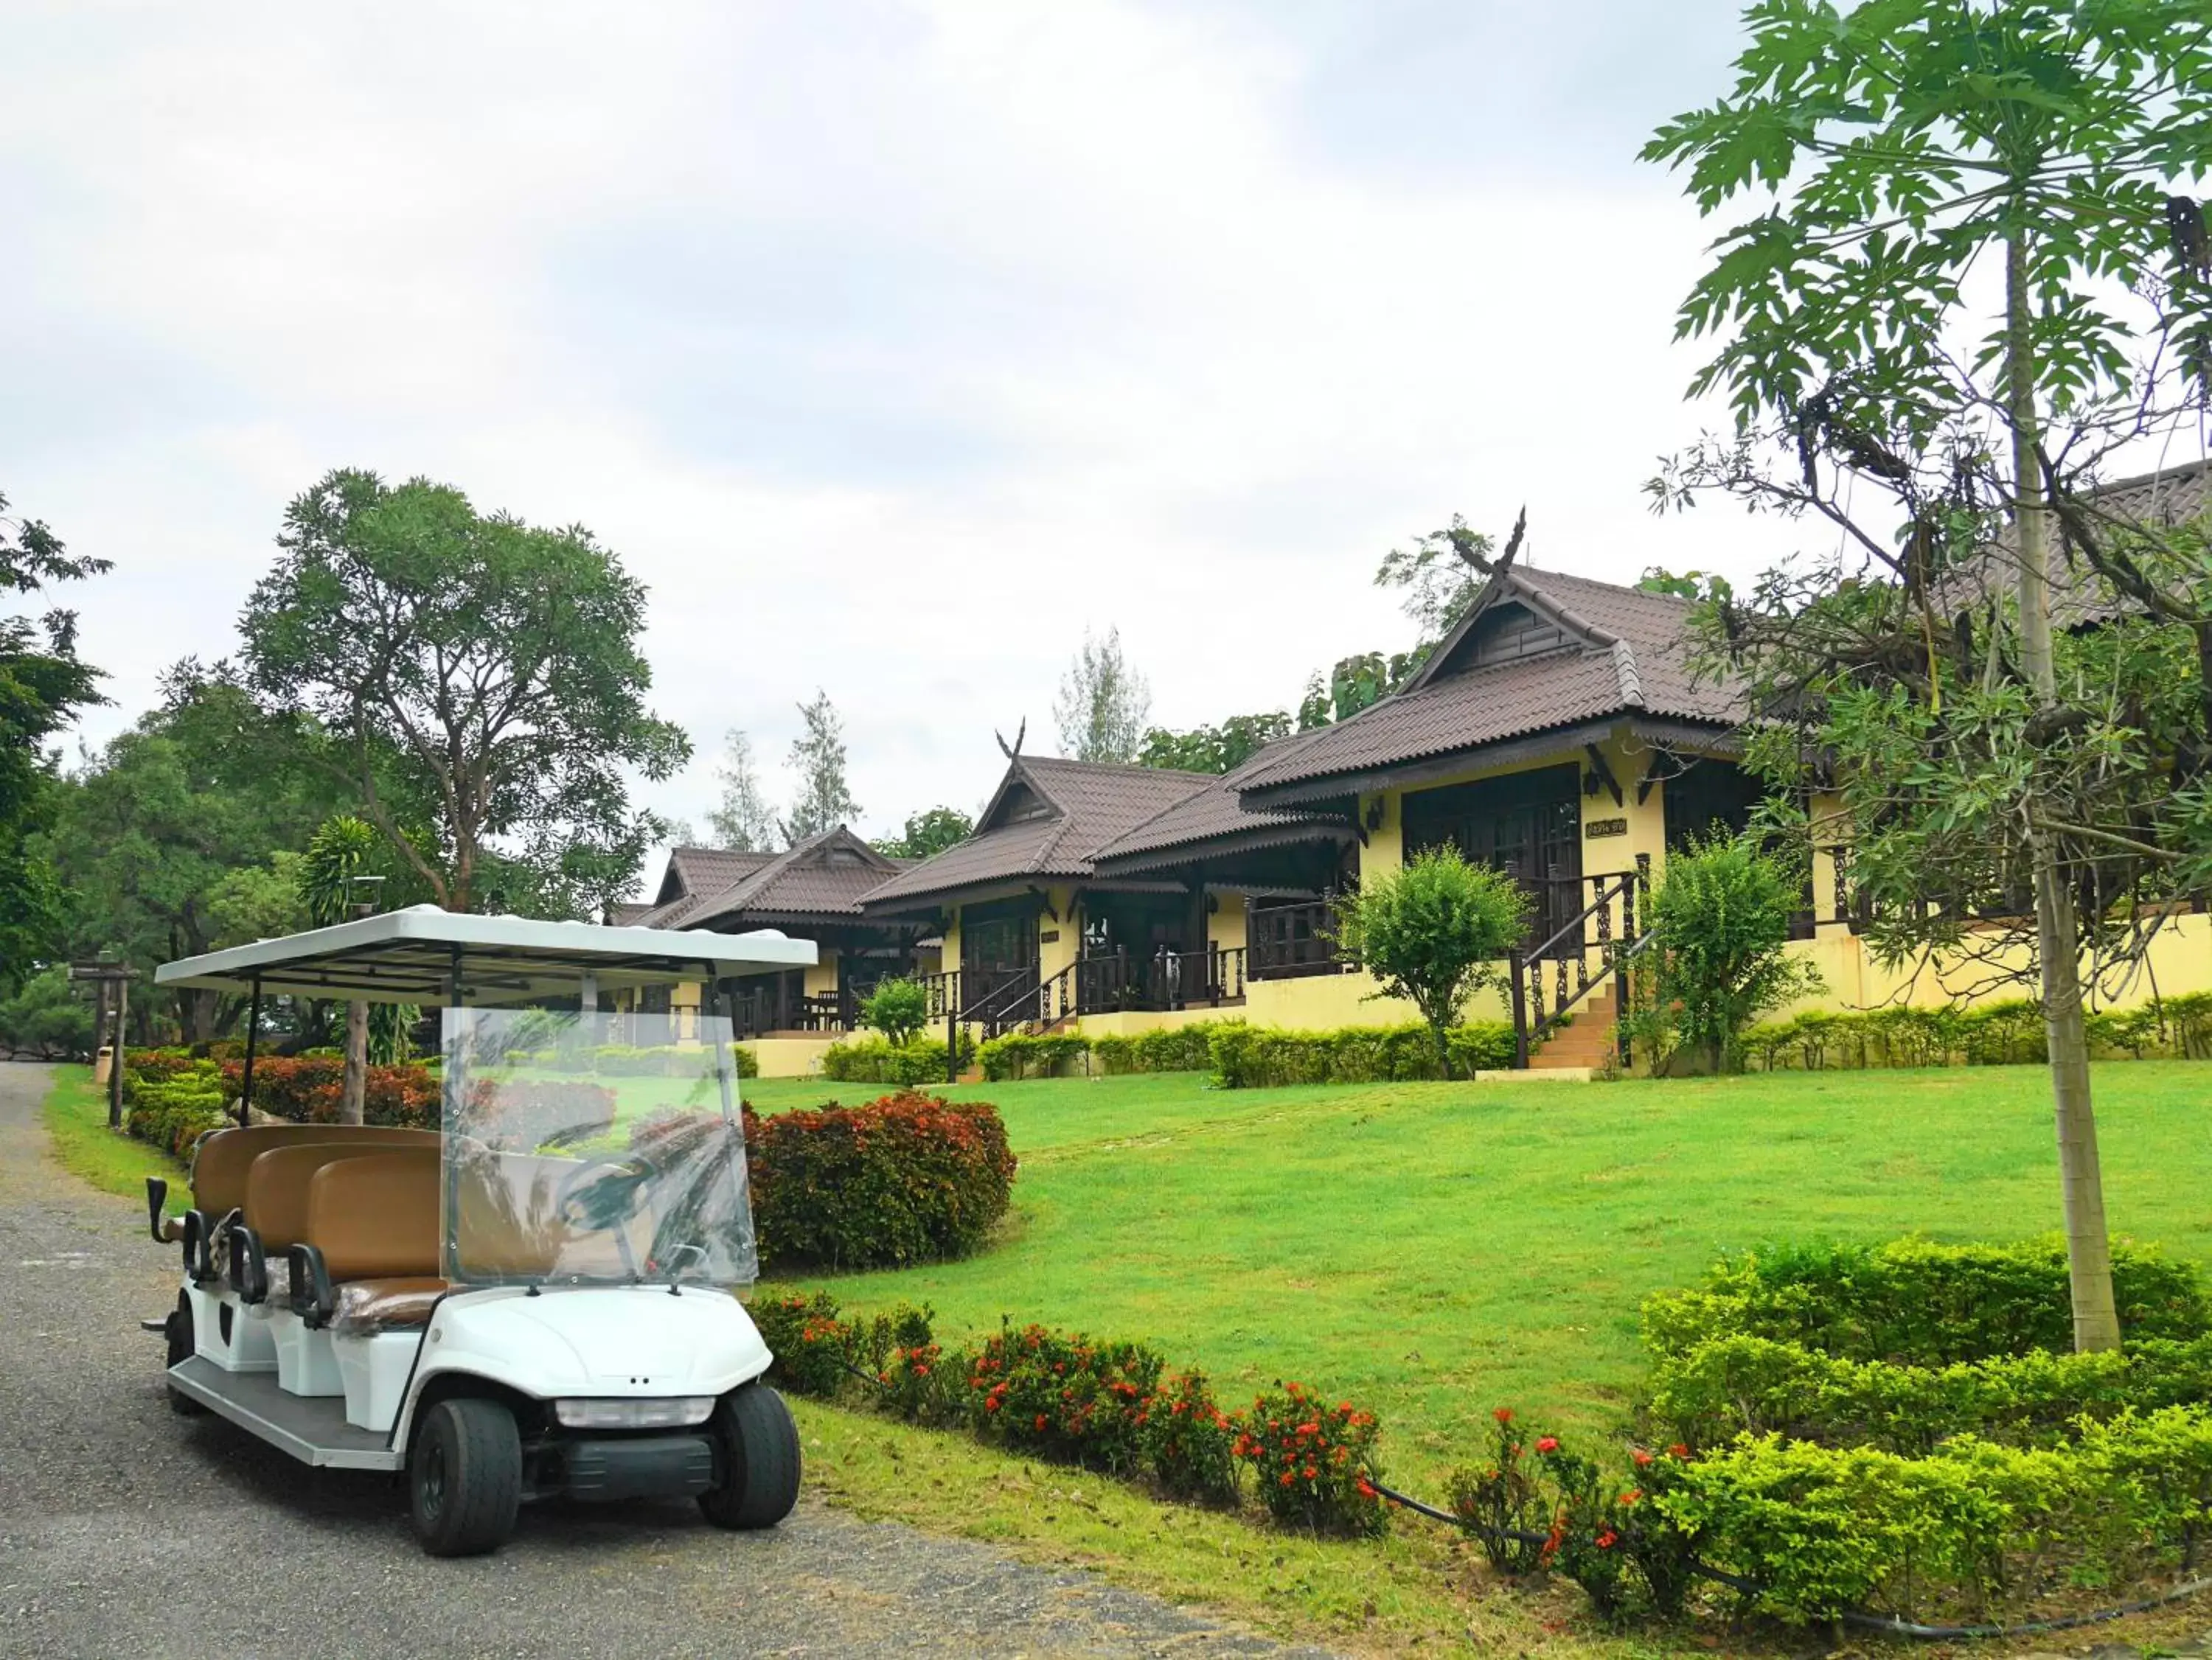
705;728;779;852
240;469;688;918
782;690;860;842
1646;0;2212;1350
872;805;974;860
1054;627;1152;762
1137;711;1293;775
0;487;107;991
297;815;379;1123
49;662;334;1041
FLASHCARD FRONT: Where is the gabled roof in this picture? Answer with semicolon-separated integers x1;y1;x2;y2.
650;845;777;913
1234;565;1745;803
634;830;907;930
861;754;1211;913
1952;457;2212;629
1089;728;1350;872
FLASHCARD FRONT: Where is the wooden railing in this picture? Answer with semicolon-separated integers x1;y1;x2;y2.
1248;902;1347;980
1071;946;1247;1014
1506;862;1651;1069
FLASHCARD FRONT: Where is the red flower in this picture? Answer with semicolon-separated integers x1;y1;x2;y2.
1632;1448;1654;1468
1618;1489;1641;1506
1535;1436;1559;1454
1668;1443;1691;1460
1493;1406;1514;1424
1595;1530;1618;1550
1034;1414;1048;1431
1356;1477;1377;1499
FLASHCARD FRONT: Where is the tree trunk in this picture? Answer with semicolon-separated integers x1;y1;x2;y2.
341;998;368;1126
2008;231;2121;1353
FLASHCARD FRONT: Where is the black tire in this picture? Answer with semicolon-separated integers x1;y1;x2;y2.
409;1397;522;1557
698;1381;801;1530
164;1292;206;1415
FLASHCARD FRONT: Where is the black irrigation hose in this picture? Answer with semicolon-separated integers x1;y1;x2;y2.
1368;1481;2212;1641
825;1367;2212;1642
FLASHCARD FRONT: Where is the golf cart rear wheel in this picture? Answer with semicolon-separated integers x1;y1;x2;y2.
698;1382;801;1530
409;1397;521;1557
164;1292;206;1415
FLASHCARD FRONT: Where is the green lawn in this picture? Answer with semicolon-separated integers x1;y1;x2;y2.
777;1063;2212;1489
41;1064;189;1209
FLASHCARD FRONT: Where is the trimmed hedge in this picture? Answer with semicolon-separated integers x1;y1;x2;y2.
1742;991;2212;1072
978;1031;1093;1081
1208;1020;1517;1087
1641;1236;2212;1367
820;1033;973;1087
976;1022;1233;1081
742;1089;1015;1269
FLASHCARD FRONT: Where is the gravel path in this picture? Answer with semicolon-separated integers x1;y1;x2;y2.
0;1064;1331;1659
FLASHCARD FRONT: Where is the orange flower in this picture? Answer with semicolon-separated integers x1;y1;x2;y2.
1632;1448;1654;1468
1493;1406;1514;1424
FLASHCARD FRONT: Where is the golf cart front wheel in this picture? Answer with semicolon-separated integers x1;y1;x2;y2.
698;1381;801;1530
164;1292;206;1415
409;1397;521;1557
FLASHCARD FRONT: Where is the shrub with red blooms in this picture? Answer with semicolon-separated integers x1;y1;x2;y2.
1144;1370;1241;1506
745;1090;1016;1270
219;1055;442;1129
1452;1412;1695;1621
1232;1381;1386;1537
967;1322;1164;1476
748;1291;854;1398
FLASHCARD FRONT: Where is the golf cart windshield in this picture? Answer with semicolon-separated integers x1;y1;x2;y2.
442;1008;757;1289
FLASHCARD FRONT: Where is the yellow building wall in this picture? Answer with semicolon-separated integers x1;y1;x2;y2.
746;1035;841;1079
1074;1004;1244;1040
1038;885;1081;987
803;950;841;999
1209;894;1248;955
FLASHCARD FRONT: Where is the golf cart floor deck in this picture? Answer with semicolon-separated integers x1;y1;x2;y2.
169;1358;403;1470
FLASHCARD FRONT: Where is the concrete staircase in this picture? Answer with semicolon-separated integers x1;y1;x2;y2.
1530;987;1618;1070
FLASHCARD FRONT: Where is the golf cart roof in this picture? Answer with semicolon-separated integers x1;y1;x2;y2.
153;905;818;1005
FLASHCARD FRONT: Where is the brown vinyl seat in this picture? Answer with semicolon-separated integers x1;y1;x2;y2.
245;1143;424;1253
304;1148;447;1331
190;1123;434;1215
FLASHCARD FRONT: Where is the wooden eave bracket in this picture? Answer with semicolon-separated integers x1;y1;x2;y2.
1583;742;1624;808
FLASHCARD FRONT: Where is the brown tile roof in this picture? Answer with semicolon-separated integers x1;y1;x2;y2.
634;831;905;929
1234;566;1745;798
1090;728;1343;865
862;755;1212;911
1952;457;2211;628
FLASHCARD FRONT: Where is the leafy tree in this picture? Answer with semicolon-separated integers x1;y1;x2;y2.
1626;837;1823;1075
1644;0;2212;1350
0;488;108;991
239;468;688;918
1374;512;1500;644
0;966;94;1059
858;976;929;1047
1137;711;1293;775
49;661;338;1042
706;728;779;852
1331;846;1529;1078
1054;627;1152;762
782;690;860;841
297;815;380;1122
873;806;974;860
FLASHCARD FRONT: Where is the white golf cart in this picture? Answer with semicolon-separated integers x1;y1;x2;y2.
146;906;817;1556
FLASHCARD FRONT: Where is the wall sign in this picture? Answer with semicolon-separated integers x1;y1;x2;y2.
1040;929;1061;944
1585;817;1628;840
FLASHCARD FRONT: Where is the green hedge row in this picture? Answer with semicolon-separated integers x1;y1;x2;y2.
819;1032;975;1087
975;1024;1220;1081
1741;992;2212;1072
1642;1236;2212;1367
1208;1020;1517;1087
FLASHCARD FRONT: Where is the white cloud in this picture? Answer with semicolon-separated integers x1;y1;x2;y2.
2;0;1806;890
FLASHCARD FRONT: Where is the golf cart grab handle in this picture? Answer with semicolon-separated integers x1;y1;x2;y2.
226;1219;269;1306
286;1244;334;1327
145;1178;176;1244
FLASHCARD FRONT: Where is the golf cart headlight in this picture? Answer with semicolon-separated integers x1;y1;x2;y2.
554;1396;717;1429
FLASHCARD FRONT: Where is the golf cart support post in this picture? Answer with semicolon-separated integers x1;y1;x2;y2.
148;907;816;1555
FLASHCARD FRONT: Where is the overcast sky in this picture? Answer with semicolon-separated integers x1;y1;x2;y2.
4;1;1821;891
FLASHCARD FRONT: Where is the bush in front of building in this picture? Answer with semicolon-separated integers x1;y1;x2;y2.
1207;1020;1517;1087
745;1089;1015;1269
819;1030;974;1086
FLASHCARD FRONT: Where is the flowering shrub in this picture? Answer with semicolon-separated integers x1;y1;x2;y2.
748;1291;856;1398
745;1091;1016;1269
967;1322;1164;1476
1233;1381;1386;1536
1449;1407;1551;1573
212;1054;442;1129
1144;1370;1241;1506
